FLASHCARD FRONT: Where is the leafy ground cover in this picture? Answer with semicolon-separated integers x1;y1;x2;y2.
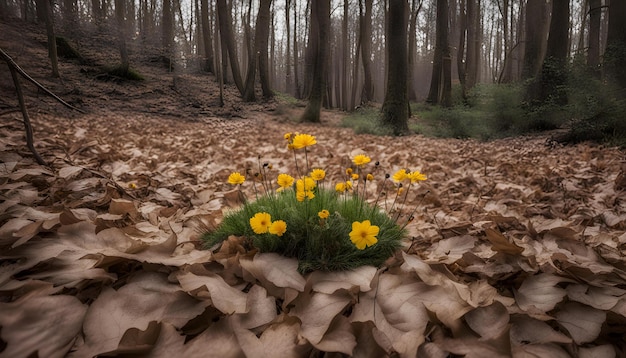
2;109;626;357
2;17;626;358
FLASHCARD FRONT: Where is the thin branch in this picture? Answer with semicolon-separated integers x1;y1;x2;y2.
0;47;85;113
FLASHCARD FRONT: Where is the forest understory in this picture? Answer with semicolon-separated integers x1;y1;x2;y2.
2;18;626;357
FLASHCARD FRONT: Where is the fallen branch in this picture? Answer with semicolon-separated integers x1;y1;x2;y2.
0;47;84;166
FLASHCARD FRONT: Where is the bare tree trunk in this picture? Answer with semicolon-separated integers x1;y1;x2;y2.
38;0;59;77
381;0;410;134
200;0;214;73
285;0;292;94
243;0;272;101
359;0;374;103
587;0;601;77
457;0;466;91
464;0;479;91
427;0;451;106
216;0;244;95
300;0;330;123
538;0;569;104
293;0;300;98
521;0;545;80
115;0;129;72
408;0;423;101
214;3;224;106
162;0;174;69
604;0;626;89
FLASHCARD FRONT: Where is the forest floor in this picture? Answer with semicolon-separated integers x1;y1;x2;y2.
2;18;626;357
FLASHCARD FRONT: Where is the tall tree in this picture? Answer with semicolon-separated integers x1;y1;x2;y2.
604;0;626;89
464;0;480;93
426;0;452;107
199;0;214;73
216;0;244;95
408;0;423;101
359;0;374;103
521;0;546;80
285;0;292;94
162;0;174;68
115;0;129;72
536;0;569;104
587;0;601;76
381;0;410;134
37;0;59;77
300;0;330;123
243;0;273;101
341;0;349;110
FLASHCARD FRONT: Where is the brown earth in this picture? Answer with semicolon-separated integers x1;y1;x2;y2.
2;17;626;357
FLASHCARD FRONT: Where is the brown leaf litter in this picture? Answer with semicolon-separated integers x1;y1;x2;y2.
2;109;626;357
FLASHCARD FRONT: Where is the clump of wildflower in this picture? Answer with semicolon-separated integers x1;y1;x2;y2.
228;172;246;185
296;176;316;202
349;220;379;250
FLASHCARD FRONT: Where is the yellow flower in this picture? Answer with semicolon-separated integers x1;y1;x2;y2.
269;220;287;236
277;173;295;189
335;182;346;193
250;212;272;234
128;182;137;189
352;154;371;167
392;169;408;182
345;180;353;190
408;170;427;183
310;168;326;181
351;173;359;180
318;210;330;219
296;190;315;202
284;132;292;140
349;220;379;250
296;177;316;192
346;168;353;175
291;133;317;149
366;173;374;181
228;172;246;185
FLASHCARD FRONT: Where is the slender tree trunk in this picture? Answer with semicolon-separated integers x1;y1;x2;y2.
521;0;545;80
200;0;214;73
285;0;292;94
162;0;174;69
381;0;410;134
457;0;466;91
587;0;601;77
427;0;451;106
465;0;479;91
293;0;300;98
539;0;569;104
359;0;374;103
300;0;330;123
38;0;59;77
243;0;272;101
604;0;626;89
115;0;129;72
408;0;422;101
216;0;244;95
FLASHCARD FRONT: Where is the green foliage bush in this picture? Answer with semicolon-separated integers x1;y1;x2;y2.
340;107;394;136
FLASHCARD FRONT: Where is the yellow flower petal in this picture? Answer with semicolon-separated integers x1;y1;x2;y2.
277;173;295;189
349;220;379;250
269;220;287;236
228;172;245;185
352;154;371;167
310;168;326;181
291;133;317;149
392;169;408;182
318;210;330;219
250;212;272;234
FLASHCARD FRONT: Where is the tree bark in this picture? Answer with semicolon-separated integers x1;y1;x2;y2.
426;0;451;107
587;0;600;76
38;0;59;77
521;0;545;80
162;0;174;69
381;0;410;134
537;0;569;105
199;0;214;73
243;0;273;101
115;0;129;72
300;0;330;123
359;0;374;103
216;0;245;95
604;0;626;89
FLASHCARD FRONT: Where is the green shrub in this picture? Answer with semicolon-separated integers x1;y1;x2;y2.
341;107;393;136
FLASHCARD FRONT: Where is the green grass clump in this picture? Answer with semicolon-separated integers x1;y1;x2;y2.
340;107;394;136
204;187;404;273
202;133;419;274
